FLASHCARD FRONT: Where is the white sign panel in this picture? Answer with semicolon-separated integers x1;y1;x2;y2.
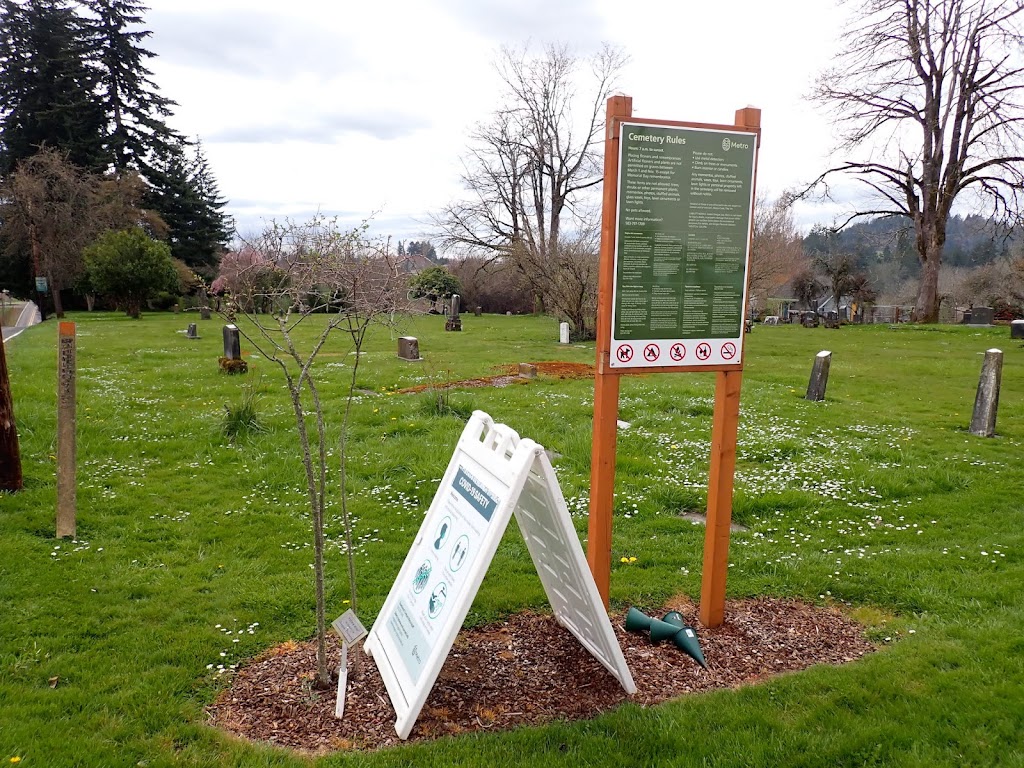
364;411;635;740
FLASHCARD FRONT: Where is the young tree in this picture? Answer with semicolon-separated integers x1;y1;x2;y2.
225;216;411;687
0;0;109;175
434;42;627;337
808;0;1024;322
82;226;178;317
408;265;460;313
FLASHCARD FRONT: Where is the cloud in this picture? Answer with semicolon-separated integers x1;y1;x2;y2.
207;111;429;144
438;0;607;47
146;9;359;80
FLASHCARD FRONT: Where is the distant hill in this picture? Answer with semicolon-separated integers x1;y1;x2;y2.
803;214;1016;274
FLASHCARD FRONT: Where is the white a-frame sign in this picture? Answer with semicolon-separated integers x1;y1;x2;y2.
363;410;636;739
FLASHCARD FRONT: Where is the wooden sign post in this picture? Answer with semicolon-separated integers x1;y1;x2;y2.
587;97;761;628
56;321;76;538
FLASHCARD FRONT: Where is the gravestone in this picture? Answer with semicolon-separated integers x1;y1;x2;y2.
970;349;1003;437
198;287;212;320
824;311;840;329
222;325;241;359
398;336;422;361
938;298;955;324
560;322;570;344
474;306;482;317
763;316;779;325
805;350;832;402
1011;320;1024;339
801;313;819;328
445;294;462;332
518;363;537;379
969;306;994;325
186;323;199;339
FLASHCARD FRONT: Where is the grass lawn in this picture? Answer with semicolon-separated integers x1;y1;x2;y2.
1;311;1023;767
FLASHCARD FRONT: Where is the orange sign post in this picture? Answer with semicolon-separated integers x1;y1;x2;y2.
586;97;761;628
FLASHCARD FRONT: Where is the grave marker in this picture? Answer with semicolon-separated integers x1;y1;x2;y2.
56;322;76;538
445;294;462;332
364;412;635;740
397;336;422;361
970;349;1003;437
186;323;199;339
222;325;241;359
560;322;570;344
805;350;832;402
969;306;994;325
1011;320;1024;339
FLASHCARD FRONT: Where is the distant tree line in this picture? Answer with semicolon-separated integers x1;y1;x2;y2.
0;0;231;315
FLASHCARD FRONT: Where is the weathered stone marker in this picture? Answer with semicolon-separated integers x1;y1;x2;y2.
198;287;212;320
518;363;538;379
560;322;570;344
1011;320;1024;339
398;336;421;361
970;348;1003;437
969;306;994;325
222;324;241;359
57;322;76;538
445;295;462;332
186;323;199;339
474;306;482;317
805;350;832;402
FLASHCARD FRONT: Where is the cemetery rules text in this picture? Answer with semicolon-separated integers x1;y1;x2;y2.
384;461;500;684
610;123;757;369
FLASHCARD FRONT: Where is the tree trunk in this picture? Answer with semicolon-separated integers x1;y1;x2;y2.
914;237;942;323
0;314;24;492
51;282;65;319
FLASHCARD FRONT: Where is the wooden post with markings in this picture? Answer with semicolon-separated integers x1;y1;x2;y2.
56;321;76;538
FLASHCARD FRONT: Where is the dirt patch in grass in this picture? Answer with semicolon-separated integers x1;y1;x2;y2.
208;597;874;754
395;361;594;394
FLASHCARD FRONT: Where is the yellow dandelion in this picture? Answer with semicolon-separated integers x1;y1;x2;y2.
11;758;21;764
343;600;350;604
620;557;629;563
629;556;637;563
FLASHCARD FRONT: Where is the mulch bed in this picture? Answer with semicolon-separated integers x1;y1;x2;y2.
208;597;875;754
395;362;594;394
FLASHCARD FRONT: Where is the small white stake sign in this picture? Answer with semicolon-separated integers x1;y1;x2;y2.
334;642;348;719
364;411;636;740
332;609;368;645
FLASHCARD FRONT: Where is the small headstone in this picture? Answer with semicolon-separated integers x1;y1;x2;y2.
938;299;955;324
969;348;1003;437
824;311;840;329
805;350;832;402
969;306;994;325
398;336;422;361
1011;320;1024;339
763;316;779;325
445;294;462;332
559;322;570;344
172;303;180;314
474;306;482;317
518;363;537;379
200;306;211;321
222;324;241;360
801;313;819;328
960;309;972;325
186;323;199;339
506;311;512;316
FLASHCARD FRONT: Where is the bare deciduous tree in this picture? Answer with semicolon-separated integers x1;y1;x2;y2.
749;193;808;306
434;42;627;338
225;215;412;687
807;0;1024;322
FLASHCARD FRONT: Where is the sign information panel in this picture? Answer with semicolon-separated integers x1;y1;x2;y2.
364;412;635;740
610;122;757;368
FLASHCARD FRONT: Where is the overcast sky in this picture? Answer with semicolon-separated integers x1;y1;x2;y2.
143;0;857;246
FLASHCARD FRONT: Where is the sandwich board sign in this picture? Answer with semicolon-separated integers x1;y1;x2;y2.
363;410;636;739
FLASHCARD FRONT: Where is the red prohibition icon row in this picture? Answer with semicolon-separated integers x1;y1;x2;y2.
614;341;738;363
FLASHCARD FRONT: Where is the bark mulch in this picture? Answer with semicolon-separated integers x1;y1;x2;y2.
207;597;875;754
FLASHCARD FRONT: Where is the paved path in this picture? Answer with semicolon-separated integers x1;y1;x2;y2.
1;301;41;343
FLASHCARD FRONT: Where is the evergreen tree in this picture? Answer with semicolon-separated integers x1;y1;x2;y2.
146;139;230;276
83;0;180;174
0;0;109;174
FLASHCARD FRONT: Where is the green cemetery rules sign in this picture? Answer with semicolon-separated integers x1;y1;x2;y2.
610;122;757;369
